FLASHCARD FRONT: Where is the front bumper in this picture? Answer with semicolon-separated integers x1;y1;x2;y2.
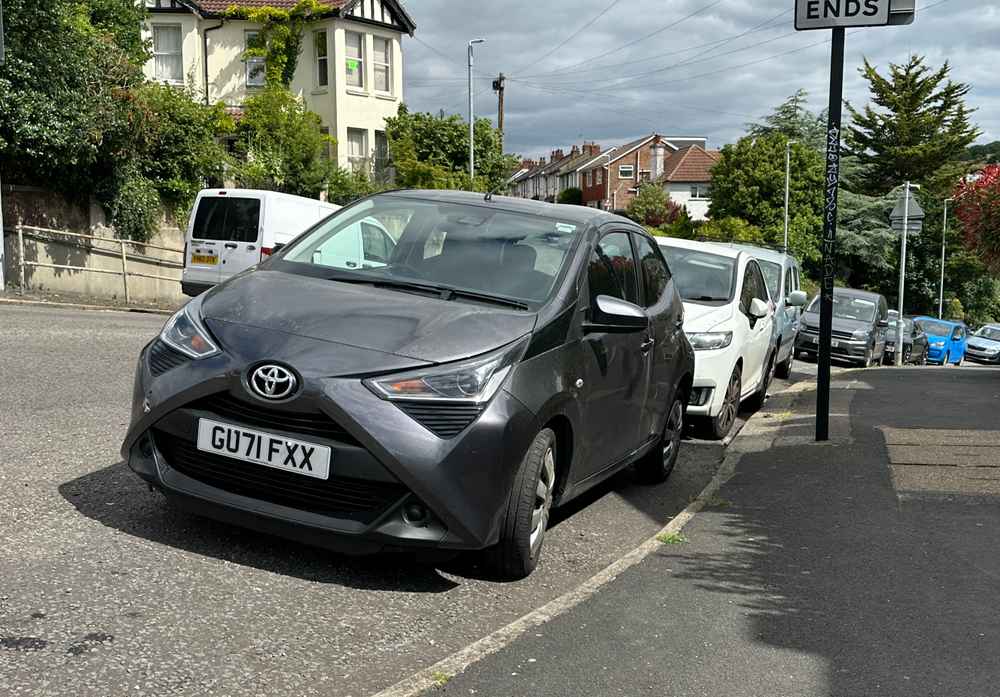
686;342;740;418
965;347;1000;364
927;344;950;363
795;332;869;362
123;341;537;555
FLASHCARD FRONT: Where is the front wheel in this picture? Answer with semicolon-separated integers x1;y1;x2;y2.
775;347;793;379
919;346;928;366
635;394;685;483
486;428;557;580
708;366;742;440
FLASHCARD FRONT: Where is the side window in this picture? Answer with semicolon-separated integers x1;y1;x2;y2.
588;232;639;307
749;262;768;302
739;266;756;316
633;234;670;308
784;265;794;300
361;222;392;263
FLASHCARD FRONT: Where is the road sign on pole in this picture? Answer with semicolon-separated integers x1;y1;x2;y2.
798;0;918;441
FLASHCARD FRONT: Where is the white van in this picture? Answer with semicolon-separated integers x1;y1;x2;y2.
181;189;340;296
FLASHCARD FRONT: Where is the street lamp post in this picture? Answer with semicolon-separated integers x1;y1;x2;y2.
783;140;797;253
939;197;953;319
467;39;485;180
890;182;924;367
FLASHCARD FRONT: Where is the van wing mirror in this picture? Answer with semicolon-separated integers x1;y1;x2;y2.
585;295;648;333
786;290;807;308
749;297;769;319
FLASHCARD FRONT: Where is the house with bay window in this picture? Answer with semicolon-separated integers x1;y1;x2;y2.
142;0;415;172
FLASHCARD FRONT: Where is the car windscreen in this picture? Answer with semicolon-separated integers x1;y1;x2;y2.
888;318;913;335
191;197;261;242
976;326;1000;341
758;260;781;301
659;246;736;304
921;320;953;337
279;196;580;306
806;294;877;322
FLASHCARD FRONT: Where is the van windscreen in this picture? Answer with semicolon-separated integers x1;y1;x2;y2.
192;197;261;242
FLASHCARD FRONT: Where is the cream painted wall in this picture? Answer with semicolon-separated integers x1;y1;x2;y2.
666;183;711;221
142;13;404;170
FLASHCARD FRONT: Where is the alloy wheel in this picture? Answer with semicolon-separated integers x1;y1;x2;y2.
718;370;741;436
662;399;684;470
529;447;556;557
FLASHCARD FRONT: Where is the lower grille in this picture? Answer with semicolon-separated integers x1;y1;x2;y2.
148;340;190;376
188;393;360;446
154;431;407;521
397;402;485;438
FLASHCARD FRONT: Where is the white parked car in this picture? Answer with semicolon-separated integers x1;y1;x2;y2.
182;189;340;296
657;238;776;439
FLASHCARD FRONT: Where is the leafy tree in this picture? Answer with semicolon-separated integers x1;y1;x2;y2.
225;0;327;87
846;56;980;194
558;187;583;205
698;216;764;244
626;184;681;227
954;164;1000;272
384;105;516;192
656;209;700;239
747;89;826;151
963;141;1000;165
326;167;385;205
708;133;824;261
232;86;334;198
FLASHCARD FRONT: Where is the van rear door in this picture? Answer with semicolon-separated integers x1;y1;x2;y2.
189;195;263;285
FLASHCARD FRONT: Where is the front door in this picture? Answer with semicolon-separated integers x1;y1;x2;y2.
576;231;648;481
632;232;683;442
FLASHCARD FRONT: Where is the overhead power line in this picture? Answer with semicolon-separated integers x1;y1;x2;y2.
513;0;627;74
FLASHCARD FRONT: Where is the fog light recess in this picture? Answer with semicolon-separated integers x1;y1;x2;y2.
402;502;430;527
138;434;154;458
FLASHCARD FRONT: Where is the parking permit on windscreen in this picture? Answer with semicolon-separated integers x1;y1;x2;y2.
556;223;576;234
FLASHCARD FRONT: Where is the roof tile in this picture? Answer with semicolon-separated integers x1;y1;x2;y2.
659;145;720;183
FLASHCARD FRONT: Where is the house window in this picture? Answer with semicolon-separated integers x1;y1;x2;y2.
585;171;592;188
314;31;329;88
245;31;266;87
319;126;331;161
373;36;392;93
619;164;635;179
374;130;390;176
152;25;183;83
596;168;603;185
690;184;711;199
347;128;368;171
346;32;364;89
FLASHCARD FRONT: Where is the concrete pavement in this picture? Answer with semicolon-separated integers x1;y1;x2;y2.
430;367;1000;697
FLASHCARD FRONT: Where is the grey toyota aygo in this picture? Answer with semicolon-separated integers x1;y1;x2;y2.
121;190;694;579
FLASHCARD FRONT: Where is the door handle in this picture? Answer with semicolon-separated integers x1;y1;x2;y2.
224;243;238;249
345;261;358;268
641;337;655;352
247;245;256;251
674;317;684;329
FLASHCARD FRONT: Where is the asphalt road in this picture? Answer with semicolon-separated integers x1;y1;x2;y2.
0;303;727;697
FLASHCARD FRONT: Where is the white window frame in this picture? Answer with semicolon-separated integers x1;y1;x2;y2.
347;128;369;172
373;36;392;94
314;30;329;89
245;30;266;88
152;24;183;84
345;31;365;90
690;184;711;199
584;171;592;188
596;168;603;185
618;164;635;179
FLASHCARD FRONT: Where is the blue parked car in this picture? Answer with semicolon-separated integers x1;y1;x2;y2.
912;317;968;366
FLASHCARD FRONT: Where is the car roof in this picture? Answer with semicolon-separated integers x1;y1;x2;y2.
704;241;797;265
833;287;883;301
913;316;961;327
655;236;744;260
380;189;630;227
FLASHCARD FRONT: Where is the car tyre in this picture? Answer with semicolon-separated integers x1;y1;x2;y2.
708;366;742;440
919;346;928;366
635;393;685;484
775;346;793;380
862;345;874;368
486;428;557;580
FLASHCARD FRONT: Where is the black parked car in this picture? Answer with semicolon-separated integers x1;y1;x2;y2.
883;317;929;365
121;190;695;579
795;288;890;367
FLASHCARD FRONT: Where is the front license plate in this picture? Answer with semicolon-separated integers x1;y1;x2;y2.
196;418;331;480
192;254;218;265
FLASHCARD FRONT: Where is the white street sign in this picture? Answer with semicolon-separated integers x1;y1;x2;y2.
796;0;890;30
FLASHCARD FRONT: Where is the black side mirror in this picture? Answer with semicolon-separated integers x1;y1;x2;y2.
273;243;286;253
585;295;648;333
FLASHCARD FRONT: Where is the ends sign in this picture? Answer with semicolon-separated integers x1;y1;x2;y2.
795;0;913;30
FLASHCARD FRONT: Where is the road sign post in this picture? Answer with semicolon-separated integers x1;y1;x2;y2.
0;0;6;292
795;0;916;441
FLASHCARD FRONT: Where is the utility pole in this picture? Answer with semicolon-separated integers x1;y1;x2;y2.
467;39;484;180
939;198;953;319
0;0;6;292
493;73;506;151
783;139;797;253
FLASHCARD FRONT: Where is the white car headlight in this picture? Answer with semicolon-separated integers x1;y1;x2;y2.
161;299;220;359
686;332;733;351
852;330;870;341
365;337;529;403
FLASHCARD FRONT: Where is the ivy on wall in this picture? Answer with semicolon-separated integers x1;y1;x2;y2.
224;0;329;87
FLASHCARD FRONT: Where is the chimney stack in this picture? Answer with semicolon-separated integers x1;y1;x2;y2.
551;149;564;161
582;142;602;157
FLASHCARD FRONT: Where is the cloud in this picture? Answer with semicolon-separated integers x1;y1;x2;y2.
399;0;998;157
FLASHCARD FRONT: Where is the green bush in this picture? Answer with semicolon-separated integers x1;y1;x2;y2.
110;171;160;242
558;187;583;205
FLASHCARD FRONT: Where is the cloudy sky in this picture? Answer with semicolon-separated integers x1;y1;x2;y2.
398;0;999;158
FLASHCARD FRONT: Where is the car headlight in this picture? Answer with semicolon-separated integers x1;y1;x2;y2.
852;330;870;341
365;336;529;403
160;298;220;359
686;332;733;351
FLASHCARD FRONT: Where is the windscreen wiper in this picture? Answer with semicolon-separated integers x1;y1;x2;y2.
333;277;530;310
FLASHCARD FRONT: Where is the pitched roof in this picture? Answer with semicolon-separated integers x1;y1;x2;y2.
555;151;595;176
183;0;416;33
579;135;660;170
658;145;720;183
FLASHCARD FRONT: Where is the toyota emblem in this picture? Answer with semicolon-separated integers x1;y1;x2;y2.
249;364;298;400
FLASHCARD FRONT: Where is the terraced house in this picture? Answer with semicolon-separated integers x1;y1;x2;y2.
142;0;416;171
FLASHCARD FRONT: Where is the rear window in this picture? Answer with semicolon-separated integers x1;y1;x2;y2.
191;197;261;242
